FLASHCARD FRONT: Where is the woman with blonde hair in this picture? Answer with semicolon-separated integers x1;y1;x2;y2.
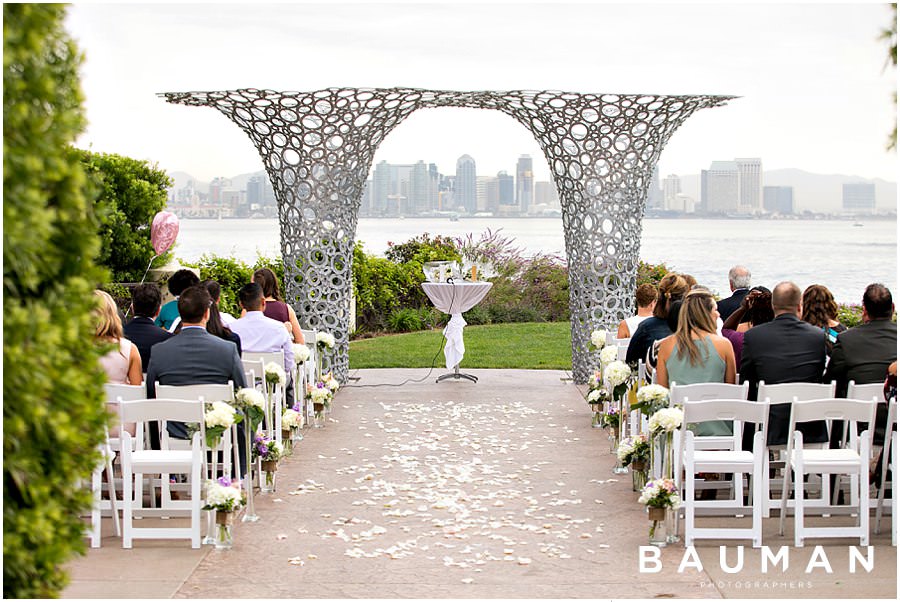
655;289;737;435
94;290;142;436
625;272;690;365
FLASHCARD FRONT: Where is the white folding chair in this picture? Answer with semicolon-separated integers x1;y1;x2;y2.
875;398;896;541
242;351;286;442
119;398;205;548
87;428;120;548
758;381;836;516
681;398;769;547
779;397;877;547
301;328;319;382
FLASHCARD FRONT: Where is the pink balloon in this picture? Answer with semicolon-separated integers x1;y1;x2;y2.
151;211;179;255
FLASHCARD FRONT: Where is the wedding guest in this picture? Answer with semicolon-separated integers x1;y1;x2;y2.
740;281;827;446
94;290;142;437
626;273;690;365
123;283;173;370
720;286;773;368
801;284;847;355
250;267;305;344
655;289;737;435
154;268;200;331
617;283;657;339
174;280;242;356
204;279;236;326
716;265;752;320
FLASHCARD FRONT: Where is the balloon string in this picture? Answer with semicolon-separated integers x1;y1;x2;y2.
124;254;160;320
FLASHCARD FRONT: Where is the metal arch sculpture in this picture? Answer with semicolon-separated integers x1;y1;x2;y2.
161;88;735;383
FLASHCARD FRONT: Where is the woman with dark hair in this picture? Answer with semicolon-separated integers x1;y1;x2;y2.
250;267;304;344
155;268;200;331
801;284;846;354
175;281;242;355
721;286;774;367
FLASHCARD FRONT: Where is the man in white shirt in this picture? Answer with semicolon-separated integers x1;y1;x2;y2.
229;282;294;373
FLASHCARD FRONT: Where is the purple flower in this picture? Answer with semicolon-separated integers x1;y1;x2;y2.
217;476;233;487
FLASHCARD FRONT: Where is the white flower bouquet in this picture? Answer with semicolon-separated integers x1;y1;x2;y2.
264;362;287;386
203;401;242;449
203;476;246;513
587;387;610;404
324;372;340;392
604;360;632;388
588;370;603;391
282;408;303;429
590;329;608;349
316;331;335;350
635;384;670;416
649;407;684;435
638;477;681;509
234;387;266;429
293;343;311;364
306;382;332;408
599;345;619;366
616;434;650;465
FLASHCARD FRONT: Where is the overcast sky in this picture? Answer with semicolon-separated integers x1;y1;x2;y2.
64;2;897;184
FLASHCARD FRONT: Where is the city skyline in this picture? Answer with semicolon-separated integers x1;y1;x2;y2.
64;3;896;185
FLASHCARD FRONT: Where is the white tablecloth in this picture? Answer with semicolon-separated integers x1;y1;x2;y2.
422;282;493;370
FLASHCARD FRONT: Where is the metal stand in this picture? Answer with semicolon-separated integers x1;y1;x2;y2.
436;364;478;383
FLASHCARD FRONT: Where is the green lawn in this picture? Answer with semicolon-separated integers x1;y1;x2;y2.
349;322;573;370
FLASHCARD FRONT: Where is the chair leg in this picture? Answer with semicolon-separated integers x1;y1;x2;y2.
90;467;102;548
794;468;805;548
752;469;763;548
122;467;133;549
191;468;201;549
860;464;870;547
685;462;695;548
779;461;792;536
104;456;121;537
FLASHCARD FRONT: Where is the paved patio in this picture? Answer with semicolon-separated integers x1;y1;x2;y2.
63;369;896;599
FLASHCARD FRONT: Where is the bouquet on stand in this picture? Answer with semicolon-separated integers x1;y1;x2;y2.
252;435;283;493
616;434;650;490
590;329;608;350
281;408;303;454
587;387;611;428
306;381;333;428
605;360;633;474
203;477;246;549
233;387;266;522
638;478;681;547
315;331;335;380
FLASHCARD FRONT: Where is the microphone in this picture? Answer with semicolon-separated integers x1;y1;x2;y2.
446;277;454;284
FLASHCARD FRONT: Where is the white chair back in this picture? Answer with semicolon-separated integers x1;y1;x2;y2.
875;398;897;537
670;381;749;406
846;381;885;402
758;380;836;403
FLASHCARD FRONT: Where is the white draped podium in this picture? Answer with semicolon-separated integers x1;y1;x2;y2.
422;282;493;371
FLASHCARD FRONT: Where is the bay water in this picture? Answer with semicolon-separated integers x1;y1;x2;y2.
174;217;896;304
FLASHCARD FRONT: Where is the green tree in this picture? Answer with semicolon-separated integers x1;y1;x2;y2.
79;150;172;281
881;3;897;151
3;4;109;597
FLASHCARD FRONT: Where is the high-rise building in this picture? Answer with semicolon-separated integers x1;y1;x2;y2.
735;158;762;213
483;177;500;214
498;171;515;207
455;154;477;213
476;176;493;212
516;155;534;214
701;161;740;213
663;174;681;210
842;183;876;213
409;161;430;214
647;165;663;209
372;161;392;216
763;186;794;214
534;181;559;207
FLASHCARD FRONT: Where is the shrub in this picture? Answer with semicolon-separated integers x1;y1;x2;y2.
4;4;110;597
79;150;172;282
353;242;427;333
837;303;864;329
180;254;283;317
387;308;425;333
637;260;671;288
384;232;460;265
462;304;492;326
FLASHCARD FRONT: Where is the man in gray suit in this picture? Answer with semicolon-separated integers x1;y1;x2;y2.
146;285;247;472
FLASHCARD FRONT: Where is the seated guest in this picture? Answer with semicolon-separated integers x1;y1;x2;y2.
175;280;242;355
716;265;752;321
204;279;236;326
740;281;827;446
250;267;305;344
155;268;200;331
146;285;247;473
825;283;896;450
616;283;657;339
123;282;172;369
801;284;847;355
720;286;773;368
655;289;737;435
626;272;690;366
94;290;142;437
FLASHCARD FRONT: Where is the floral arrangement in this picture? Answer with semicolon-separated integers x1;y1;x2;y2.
253;435;283;462
599;345;619;366
324;372;340;392
600;407;620;430
649;407;684;435
316;331;335;350
604;360;631;388
588;370;603;391
590;329;608;349
306;381;332;407
264;362;286;386
204;400;242;448
633;384;670;416
234;387;266;430
292;343;311;364
282;408;303;429
587;387;610;405
638;478;681;509
203;476;246;513
616;434;650;466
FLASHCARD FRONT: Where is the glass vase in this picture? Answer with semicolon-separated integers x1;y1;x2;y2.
608;427;618;454
260;460;277;493
648;506;667;546
281;429;293;456
215;511;234;550
313;403;325;428
631;460;648;491
665;506;680;544
292;426;303;442
590;404;603;428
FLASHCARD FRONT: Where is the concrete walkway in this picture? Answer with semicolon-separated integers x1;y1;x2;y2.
63;369;896;599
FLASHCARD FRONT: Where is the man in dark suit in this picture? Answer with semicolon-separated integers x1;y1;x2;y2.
825;283;896;449
716;265;752;320
123;283;172;369
146;285;247;473
740;281;827;446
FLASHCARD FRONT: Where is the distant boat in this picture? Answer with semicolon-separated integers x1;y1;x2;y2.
449;213;459;222
853;221;864;227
